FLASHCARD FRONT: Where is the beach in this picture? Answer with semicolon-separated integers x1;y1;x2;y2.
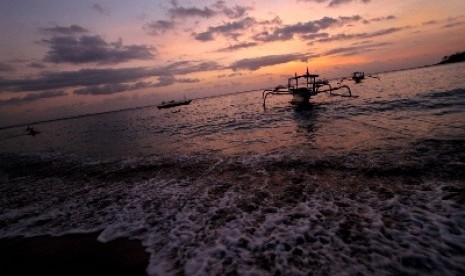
1;63;465;275
0;232;149;275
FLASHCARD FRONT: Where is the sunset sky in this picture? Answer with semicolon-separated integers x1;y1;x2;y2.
0;0;464;127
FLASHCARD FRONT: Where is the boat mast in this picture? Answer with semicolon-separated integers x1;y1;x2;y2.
295;72;298;88
306;67;309;89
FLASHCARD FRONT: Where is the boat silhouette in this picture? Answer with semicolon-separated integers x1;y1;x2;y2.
157;98;192;109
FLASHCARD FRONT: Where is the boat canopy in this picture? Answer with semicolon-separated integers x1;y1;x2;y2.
288;68;319;90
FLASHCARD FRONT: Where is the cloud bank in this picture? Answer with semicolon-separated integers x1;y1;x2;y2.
41;25;89;35
253;16;362;42
41;34;155;65
194;17;257;41
0;90;66;106
0;60;221;93
230;53;316;71
299;0;371;7
308;27;405;44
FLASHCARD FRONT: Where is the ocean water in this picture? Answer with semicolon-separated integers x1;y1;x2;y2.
1;63;465;275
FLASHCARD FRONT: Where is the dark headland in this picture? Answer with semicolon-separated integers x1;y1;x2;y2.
437;51;465;65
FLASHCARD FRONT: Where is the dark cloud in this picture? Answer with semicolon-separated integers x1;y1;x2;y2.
163;61;223;75
0;62;14;72
258;16;283;26
0;90;66;106
217;72;243;78
222;5;251;19
310;27;404;44
92;4;107;15
325;42;390;56
298;0;370;7
213;1;252;19
217;42;258;52
351;40;374;45
42;35;155;64
72;75;200;95
230;53;315;71
0;61;221;93
154;75;177;87
194;31;215;41
144;20;176;35
28;62;47;69
74;82;153;95
301;33;329;40
253;16;362;42
338;15;364;24
443;22;463;28
423;20;438;25
168;1;251;20
328;0;370;7
0;67;150;92
194;17;256;41
363;15;396;24
298;0;327;3
147;2;255;39
154;75;199;87
424;16;464;28
169;6;217;18
74;83;131;95
41;25;89;35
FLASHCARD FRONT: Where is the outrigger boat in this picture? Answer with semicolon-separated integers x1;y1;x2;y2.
352;71;365;83
340;71;380;84
25;125;40;136
157;98;192;109
263;68;352;107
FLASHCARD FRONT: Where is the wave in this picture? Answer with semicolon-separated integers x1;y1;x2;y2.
1;67;465;274
1;136;464;184
1;149;465;275
334;88;465;116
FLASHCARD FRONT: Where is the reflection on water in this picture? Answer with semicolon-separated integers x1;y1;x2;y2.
0;63;464;161
1;63;465;276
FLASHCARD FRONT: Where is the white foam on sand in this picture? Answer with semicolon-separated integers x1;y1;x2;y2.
1;154;464;275
94;175;465;275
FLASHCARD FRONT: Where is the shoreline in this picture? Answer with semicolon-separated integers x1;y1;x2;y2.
0;232;149;275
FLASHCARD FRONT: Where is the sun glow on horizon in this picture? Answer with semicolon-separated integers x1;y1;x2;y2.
0;0;464;126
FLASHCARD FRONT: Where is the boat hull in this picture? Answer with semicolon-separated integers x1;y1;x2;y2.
290;88;313;105
352;72;365;83
157;99;192;109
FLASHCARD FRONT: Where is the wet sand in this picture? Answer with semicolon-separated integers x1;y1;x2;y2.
0;232;149;275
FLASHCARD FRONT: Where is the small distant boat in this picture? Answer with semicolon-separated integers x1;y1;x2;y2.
352;71;365;83
26;125;40;136
157;98;192;109
339;71;379;84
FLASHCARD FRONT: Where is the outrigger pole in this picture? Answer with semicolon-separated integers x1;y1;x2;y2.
263;68;352;107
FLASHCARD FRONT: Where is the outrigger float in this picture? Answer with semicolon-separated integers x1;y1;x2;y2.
263;68;352;107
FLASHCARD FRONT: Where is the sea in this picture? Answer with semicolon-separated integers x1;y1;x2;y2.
1;63;465;275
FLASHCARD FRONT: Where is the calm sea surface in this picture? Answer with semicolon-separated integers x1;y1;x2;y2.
1;63;465;275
